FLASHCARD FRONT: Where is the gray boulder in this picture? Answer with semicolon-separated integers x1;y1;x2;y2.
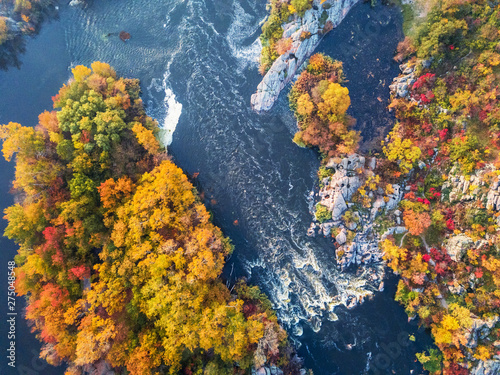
444;234;473;262
471;361;500;375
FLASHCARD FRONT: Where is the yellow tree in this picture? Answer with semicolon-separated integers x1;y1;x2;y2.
317;82;350;122
71;65;91;83
383;131;422;174
296;93;314;116
131;122;160;155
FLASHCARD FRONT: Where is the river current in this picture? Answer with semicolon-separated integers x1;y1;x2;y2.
0;1;433;374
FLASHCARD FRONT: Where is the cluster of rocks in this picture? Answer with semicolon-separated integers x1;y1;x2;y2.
443;166;491;203
371;183;401;218
468;316;500;374
444;234;490;296
471;360;500;375
467;316;499;350
388;59;432;99
307;154;369;236
443;234;474;262
252;366;306;375
388;62;416;98
319;154;366;221
307;154;403;273
335;228;385;270
251;0;359;112
486;176;500;210
443;164;500;226
0;11;21;42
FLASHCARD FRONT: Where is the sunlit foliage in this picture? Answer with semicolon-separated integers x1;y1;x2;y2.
1;63;295;374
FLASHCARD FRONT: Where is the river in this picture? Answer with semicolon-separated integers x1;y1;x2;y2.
0;1;433;374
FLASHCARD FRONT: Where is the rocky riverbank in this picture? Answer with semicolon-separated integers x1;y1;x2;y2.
384;55;500;373
251;0;359;112
0;4;22;43
306;153;403;308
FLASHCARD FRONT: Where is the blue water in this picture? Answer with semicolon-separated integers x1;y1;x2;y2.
0;1;432;374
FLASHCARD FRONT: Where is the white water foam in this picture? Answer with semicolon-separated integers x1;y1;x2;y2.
161;84;182;146
146;21;185;147
147;71;183;147
226;1;263;70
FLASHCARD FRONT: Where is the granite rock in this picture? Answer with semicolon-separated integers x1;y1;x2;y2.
251;0;360;112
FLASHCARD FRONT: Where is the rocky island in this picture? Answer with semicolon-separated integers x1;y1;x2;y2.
251;0;359;113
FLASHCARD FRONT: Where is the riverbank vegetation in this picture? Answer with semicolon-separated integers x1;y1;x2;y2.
287;0;500;372
380;0;500;372
0;0;57;68
0;0;56;43
289;53;359;158
1;62;304;375
259;0;316;74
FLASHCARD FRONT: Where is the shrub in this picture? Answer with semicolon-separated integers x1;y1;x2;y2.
290;0;313;17
275;37;293;55
315;203;332;223
300;31;312;41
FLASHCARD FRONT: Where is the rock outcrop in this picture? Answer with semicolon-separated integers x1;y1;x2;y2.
471;360;500;375
308;154;403;273
252;366;306;375
443;234;473;262
69;0;86;6
486;177;500;211
442;164;500;227
389;62;416;98
442;165;491;203
251;0;360;112
0;11;21;42
318;154;365;221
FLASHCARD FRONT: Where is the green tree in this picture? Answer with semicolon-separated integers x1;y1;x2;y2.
291;0;313;16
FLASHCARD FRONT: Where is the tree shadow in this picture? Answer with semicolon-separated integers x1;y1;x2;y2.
0;2;60;71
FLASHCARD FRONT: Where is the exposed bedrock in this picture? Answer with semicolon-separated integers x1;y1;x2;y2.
251;0;360;113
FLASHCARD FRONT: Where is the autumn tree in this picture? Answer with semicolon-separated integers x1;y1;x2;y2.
289;53;359;158
382;131;422;174
290;0;312;17
275;37;293;55
1;62;296;375
0;16;9;45
403;210;432;236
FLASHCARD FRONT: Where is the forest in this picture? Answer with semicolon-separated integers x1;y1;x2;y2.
382;0;500;374
381;0;500;372
0;62;304;375
288;52;359;158
286;0;500;372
